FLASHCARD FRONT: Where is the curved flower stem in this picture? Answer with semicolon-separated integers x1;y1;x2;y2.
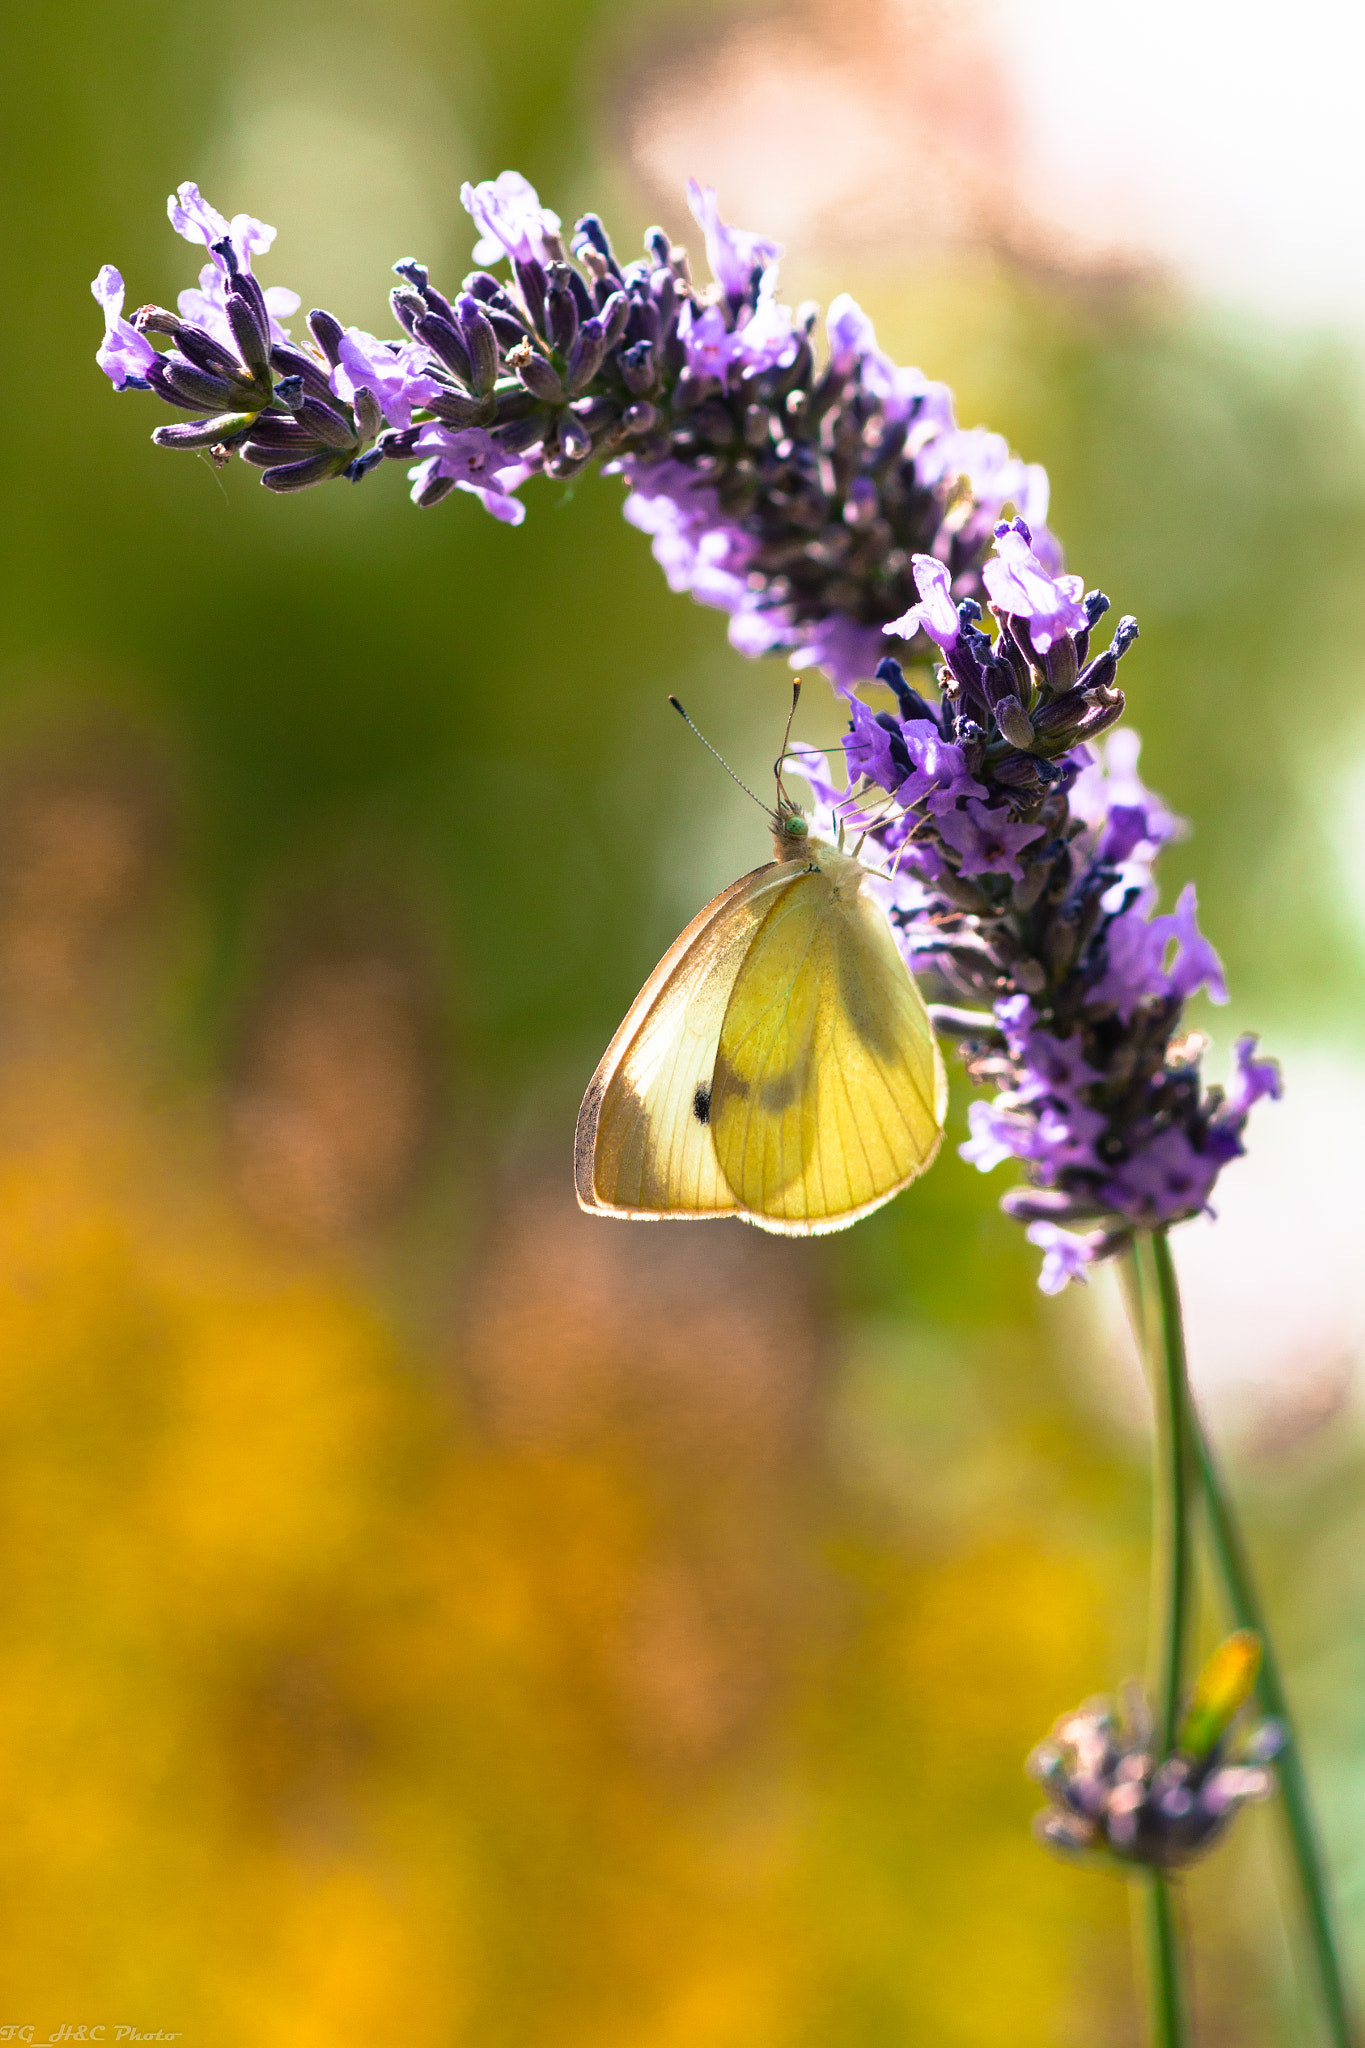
1140;1228;1195;2046
1124;1232;1357;2047
1145;1873;1190;2048
1193;1412;1356;2047
1149;1228;1194;1758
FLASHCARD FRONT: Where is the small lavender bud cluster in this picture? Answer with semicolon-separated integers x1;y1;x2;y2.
786;523;1280;1290
1028;1650;1283;1870
92;173;1050;687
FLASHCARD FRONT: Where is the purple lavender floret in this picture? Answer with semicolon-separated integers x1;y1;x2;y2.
91;171;1056;695
92;267;158;390
786;519;1277;1289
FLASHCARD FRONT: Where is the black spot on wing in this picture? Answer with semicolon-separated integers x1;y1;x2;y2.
692;1082;711;1125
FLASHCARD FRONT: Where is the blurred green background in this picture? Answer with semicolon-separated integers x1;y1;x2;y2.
2;0;1364;2040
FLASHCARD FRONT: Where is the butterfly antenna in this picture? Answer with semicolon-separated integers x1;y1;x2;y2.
668;696;771;815
773;680;802;810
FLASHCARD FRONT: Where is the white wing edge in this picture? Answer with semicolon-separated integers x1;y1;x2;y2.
575;861;798;1221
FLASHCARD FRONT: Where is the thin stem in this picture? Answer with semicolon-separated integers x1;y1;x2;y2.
1194;1413;1356;2048
1129;1228;1197;2044
1123;1234;1357;2048
1146;1873;1190;2048
1149;1228;1194;1757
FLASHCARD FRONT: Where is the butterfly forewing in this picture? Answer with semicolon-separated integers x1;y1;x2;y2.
711;864;946;1232
575;862;803;1218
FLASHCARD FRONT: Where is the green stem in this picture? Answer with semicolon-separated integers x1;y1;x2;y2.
1124;1232;1357;2047
1149;1229;1195;1759
1136;1228;1196;2045
1146;1873;1190;2048
1194;1412;1356;2048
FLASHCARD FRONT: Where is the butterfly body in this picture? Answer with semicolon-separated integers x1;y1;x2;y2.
575;815;946;1236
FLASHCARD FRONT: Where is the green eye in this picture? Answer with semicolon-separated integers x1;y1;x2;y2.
786;815;808;837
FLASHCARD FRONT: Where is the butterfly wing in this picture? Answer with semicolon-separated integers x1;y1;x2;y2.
710;866;946;1234
575;861;804;1219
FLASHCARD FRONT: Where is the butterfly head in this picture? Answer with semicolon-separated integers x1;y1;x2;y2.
772;801;818;862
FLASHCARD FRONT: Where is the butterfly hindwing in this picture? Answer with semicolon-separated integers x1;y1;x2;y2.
710;861;946;1233
575;861;804;1219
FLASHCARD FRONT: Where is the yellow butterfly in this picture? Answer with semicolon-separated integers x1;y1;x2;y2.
575;699;947;1236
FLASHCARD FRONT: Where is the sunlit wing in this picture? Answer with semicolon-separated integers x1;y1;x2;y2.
575;861;805;1219
710;868;946;1234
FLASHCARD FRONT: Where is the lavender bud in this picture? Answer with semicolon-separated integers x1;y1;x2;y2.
238;415;316;451
927;1006;1006;1044
351;387;384;442
151;411;256;450
564;320;607;394
393;259;429;292
1040;631;1078;695
307;310;345;367
175;326;243;380
514;259;547;332
996;697;1036;749
292;398;356;451
390;287;425;338
152;356;239;412
133;304;181;337
508;344;565;405
650;266;676;327
619;342;657;398
494;416;548;458
415;312;475;387
412;469;457;508
491;385;539;425
427;390;492;429
377;426;422;459
272;376;305;411
225;280;271;381
486;309;531;351
260;451;350;492
455;296;500;395
1075;648;1118;695
620;401;658;437
1070;692;1127;743
1031;682;1098;737
545;266;579;352
269;345;335;404
569;394;618;437
572;214;623;281
598;292;630;346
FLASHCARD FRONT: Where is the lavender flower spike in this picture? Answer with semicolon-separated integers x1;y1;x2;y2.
92;170;1279;1292
95;167;1059;678
826;516;1274;1289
